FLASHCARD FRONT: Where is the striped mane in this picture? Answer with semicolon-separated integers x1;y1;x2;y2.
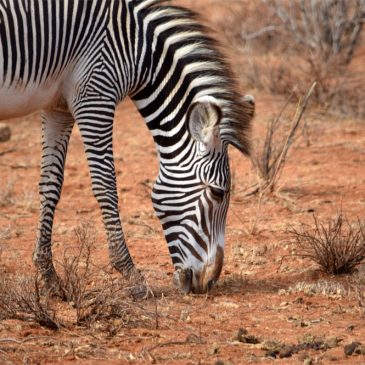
134;0;253;156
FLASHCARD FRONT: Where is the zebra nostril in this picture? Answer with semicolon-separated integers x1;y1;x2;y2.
207;279;214;291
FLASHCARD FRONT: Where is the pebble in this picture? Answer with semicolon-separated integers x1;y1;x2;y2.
235;328;260;344
208;343;220;355
324;336;341;349
344;341;362;356
0;122;11;142
279;345;294;358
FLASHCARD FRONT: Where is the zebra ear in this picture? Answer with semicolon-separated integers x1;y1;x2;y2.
187;98;222;146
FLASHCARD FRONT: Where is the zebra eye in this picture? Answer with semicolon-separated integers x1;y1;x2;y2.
210;186;225;201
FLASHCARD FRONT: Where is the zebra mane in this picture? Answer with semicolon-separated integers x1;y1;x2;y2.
139;0;253;156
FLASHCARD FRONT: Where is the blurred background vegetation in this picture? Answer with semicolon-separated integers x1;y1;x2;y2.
180;0;365;118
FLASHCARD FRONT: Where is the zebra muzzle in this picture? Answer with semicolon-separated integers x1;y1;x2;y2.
173;268;193;294
173;246;224;294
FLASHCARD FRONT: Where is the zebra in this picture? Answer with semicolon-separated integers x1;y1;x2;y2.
0;0;254;294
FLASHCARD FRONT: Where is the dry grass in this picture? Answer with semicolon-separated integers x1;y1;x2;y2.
57;220;154;328
248;82;315;196
0;273;59;329
290;212;365;275
218;0;365;117
279;280;347;298
263;0;365;107
0;221;155;332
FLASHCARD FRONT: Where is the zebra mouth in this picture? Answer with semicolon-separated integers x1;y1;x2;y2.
173;267;216;294
173;268;193;294
173;247;224;294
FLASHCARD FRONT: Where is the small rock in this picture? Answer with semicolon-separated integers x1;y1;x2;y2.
293;297;304;304
208;343;220;355
236;328;260;344
279;345;295;358
186;333;202;344
355;345;365;355
266;351;277;358
324;336;341;349
236;327;247;340
344;342;362;356
303;358;312;365
298;352;310;362
0;122;11;142
244;335;260;344
280;301;289;307
262;340;282;352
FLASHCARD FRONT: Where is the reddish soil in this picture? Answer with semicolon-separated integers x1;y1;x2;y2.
1;1;365;364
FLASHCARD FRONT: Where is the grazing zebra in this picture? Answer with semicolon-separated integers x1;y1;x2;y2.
0;0;254;294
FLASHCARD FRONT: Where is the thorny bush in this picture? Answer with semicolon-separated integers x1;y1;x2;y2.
290;212;365;275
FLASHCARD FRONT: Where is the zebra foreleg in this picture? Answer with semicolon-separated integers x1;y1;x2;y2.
75;105;142;284
33;110;74;296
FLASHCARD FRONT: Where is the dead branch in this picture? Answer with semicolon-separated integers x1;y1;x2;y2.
248;82;316;196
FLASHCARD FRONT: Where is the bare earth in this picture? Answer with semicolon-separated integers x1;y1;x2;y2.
1;1;365;364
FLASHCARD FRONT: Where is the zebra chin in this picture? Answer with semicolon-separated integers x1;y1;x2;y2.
173;246;224;294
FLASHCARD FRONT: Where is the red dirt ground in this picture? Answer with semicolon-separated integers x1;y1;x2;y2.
1;1;365;364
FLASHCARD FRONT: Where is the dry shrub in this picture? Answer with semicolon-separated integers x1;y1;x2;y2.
0;221;154;331
58;221;98;322
290;213;365;275
0;273;59;329
57;220;153;328
264;0;365;113
218;0;365;117
248;82;315;195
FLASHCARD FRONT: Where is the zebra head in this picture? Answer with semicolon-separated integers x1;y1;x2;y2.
152;95;253;294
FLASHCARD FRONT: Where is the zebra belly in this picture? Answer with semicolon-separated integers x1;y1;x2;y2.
0;83;62;120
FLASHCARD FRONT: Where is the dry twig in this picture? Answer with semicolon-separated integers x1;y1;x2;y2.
248;82;316;196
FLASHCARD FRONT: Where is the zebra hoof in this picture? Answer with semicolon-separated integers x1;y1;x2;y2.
128;284;154;300
123;268;153;300
125;267;145;284
43;273;66;300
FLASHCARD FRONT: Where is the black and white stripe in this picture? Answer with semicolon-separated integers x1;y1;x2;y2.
0;0;254;293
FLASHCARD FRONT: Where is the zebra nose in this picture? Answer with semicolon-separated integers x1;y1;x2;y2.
207;279;215;291
173;268;193;294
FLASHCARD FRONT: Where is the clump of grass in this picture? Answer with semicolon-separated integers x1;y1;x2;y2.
0;273;59;329
57;220;153;328
290;212;365;275
0;221;154;331
58;221;98;321
57;221;123;326
280;280;346;298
